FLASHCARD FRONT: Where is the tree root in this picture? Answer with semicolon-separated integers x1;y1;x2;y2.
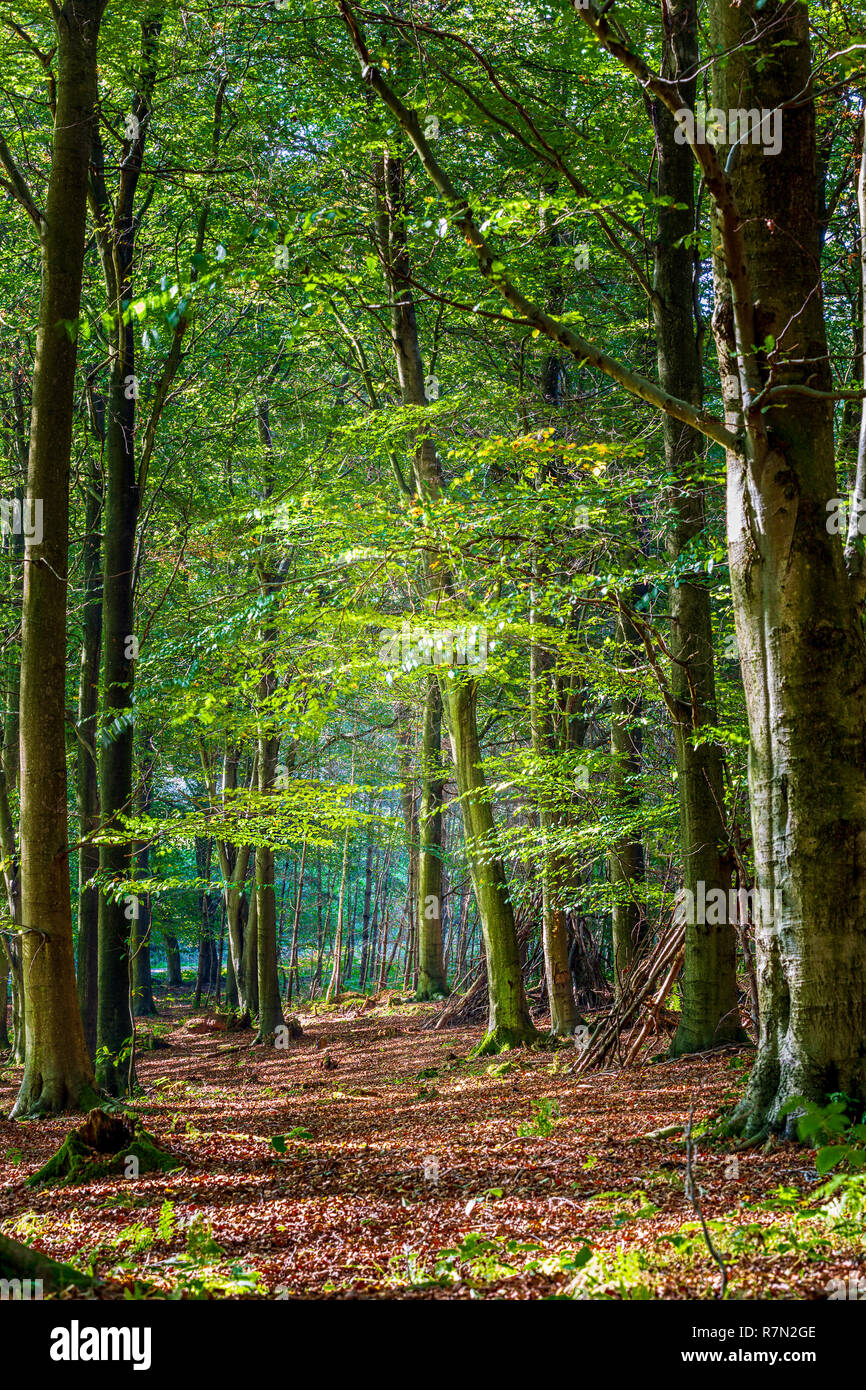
9;1077;101;1121
0;1231;94;1291
469;1022;540;1057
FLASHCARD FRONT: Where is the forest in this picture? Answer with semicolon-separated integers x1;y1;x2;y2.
0;0;865;1331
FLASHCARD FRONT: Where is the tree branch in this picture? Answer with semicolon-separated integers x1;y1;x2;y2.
338;1;742;456
0;128;42;229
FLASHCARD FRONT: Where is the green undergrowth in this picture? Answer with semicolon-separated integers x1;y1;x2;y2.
368;1170;866;1299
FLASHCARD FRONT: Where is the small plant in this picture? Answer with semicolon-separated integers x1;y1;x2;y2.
157;1199;176;1244
564;1246;654;1300
434;1232;543;1285
781;1094;866;1174
184;1213;224;1261
270;1126;314;1157
517;1097;561;1138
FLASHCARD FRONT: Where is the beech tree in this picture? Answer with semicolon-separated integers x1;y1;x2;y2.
339;0;866;1132
1;0;106;1116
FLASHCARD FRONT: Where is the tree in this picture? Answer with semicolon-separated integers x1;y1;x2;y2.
649;0;744;1056
2;0;106;1117
338;0;866;1130
416;679;448;998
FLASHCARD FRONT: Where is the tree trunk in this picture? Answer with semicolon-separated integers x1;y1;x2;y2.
650;0;744;1056
131;770;156;1017
286;840;306;1006
530;602;578;1036
93;12;163;1095
609;609;646;994
358;840;374;991
0;957;7;1050
240;889;259;1016
255;785;284;1038
443;679;536;1052
163;933;182;987
376;147;536;1052
416;679;448;998
76;434;103;1056
326;761;354;1003
709;0;866;1134
252;386;287;1040
11;0;104;1117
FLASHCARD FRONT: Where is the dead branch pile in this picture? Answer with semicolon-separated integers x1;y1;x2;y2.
568;912;609;1008
570;915;685;1073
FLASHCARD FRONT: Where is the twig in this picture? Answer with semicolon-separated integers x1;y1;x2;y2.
685;1100;727;1299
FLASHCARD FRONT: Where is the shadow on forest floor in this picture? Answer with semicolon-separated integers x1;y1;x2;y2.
0;996;860;1299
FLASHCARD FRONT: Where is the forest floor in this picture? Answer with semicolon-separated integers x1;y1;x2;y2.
1;989;863;1300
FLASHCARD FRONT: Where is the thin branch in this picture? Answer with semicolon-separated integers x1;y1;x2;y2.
338;1;742;456
0;128;42;228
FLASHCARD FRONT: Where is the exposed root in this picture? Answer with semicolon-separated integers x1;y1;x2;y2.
469;1022;540;1058
9;1075;100;1121
0;1232;93;1291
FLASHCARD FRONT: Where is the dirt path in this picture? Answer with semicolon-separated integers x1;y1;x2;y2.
0;995;859;1298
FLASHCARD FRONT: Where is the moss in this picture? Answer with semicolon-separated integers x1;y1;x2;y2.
0;1232;93;1290
469;1022;540;1058
27;1107;181;1187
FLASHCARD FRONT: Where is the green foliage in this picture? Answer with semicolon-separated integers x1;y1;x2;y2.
781;1095;866;1175
517;1098;561;1138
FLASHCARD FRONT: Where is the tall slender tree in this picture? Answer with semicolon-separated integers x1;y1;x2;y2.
2;0;107;1116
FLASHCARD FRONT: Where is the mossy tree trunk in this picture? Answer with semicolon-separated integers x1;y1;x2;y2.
443;678;537;1052
376;148;535;1051
707;0;866;1134
76;428;103;1056
0;750;23;1061
8;0;105;1117
1;388;25;1060
0;953;7;1050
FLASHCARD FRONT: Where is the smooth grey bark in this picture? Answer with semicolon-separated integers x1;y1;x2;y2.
706;0;866;1134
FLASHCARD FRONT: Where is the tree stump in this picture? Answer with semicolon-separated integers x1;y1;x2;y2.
27;1107;180;1187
